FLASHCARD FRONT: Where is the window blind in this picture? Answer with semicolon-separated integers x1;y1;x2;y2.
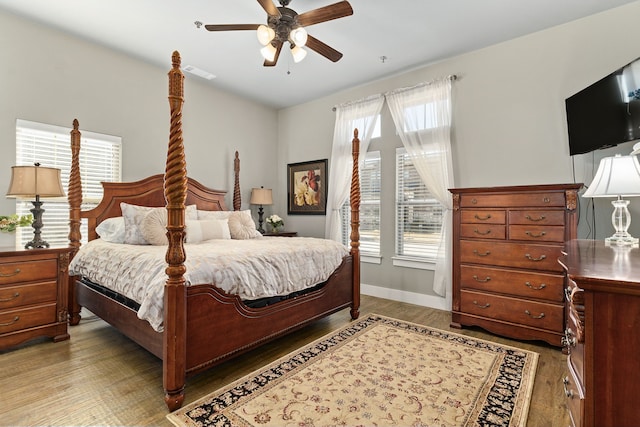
15;119;122;248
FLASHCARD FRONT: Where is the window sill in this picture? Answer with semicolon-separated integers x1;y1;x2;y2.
361;254;381;264
392;256;436;271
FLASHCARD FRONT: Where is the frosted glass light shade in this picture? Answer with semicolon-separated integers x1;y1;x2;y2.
256;25;275;46
260;44;277;62
291;45;307;63
289;27;308;47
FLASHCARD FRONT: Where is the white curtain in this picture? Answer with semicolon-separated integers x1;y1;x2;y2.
325;95;384;242
386;78;454;298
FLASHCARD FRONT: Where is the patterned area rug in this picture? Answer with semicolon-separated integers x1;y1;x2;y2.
167;314;538;427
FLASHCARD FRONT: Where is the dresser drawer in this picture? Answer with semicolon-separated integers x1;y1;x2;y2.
0;259;58;285
460;210;505;224
459;192;566;208
0;303;57;334
509;225;566;242
460;290;564;331
564;360;584;427
460;265;564;302
0;281;57;310
460;240;564;272
508;210;566;225
460;224;506;240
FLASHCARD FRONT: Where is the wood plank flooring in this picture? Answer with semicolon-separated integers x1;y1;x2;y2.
0;295;569;426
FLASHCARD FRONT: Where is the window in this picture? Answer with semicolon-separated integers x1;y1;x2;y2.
402;99;450;132
351;114;381;139
15;119;122;247
341;151;381;257
395;147;443;262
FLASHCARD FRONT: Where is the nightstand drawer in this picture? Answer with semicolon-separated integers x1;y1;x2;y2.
0;281;57;310
0;259;58;285
0;303;57;334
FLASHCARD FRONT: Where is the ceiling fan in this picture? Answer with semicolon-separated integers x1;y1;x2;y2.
204;0;353;67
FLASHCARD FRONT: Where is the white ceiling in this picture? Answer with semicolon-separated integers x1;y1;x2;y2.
1;0;637;109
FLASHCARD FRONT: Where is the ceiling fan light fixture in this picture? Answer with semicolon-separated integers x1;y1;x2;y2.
291;45;307;63
256;24;275;45
260;43;277;62
289;27;308;47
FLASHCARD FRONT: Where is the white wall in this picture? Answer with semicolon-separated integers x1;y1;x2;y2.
278;1;640;299
0;9;279;218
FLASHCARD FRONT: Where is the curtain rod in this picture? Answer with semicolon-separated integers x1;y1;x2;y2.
331;93;384;112
332;74;457;111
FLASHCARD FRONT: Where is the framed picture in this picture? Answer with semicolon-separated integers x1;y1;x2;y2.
287;159;328;215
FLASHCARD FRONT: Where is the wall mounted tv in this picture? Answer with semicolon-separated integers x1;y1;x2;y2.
565;56;640;156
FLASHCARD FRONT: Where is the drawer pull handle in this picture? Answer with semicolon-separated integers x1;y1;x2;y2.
524;310;545;319
473;213;491;220
473;228;492;235
543;197;551;203
525;214;546;222
0;292;20;302
473;249;491;257
525;231;546;238
525;253;546;262
472;275;491;283
472;300;491;309
562;377;574;399
0;316;19;327
0;268;21;278
524;282;546;290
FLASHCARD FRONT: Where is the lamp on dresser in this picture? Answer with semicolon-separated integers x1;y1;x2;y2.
6;163;65;249
250;186;273;234
583;153;640;246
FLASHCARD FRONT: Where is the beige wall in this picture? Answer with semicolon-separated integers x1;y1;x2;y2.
0;9;279;217
278;1;640;300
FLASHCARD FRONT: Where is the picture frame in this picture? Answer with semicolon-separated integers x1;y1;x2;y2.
287;159;328;215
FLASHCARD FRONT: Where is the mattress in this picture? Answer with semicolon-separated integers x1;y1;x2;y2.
69;237;349;332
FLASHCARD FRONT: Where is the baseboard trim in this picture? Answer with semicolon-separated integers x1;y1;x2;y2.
361;283;450;312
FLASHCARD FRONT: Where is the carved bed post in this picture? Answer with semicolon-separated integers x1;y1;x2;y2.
68;119;82;325
233;151;241;211
163;51;188;411
350;128;361;319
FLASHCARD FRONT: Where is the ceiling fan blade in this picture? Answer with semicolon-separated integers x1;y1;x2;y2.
263;40;283;67
297;1;353;27
305;35;343;62
257;0;281;18
205;24;260;31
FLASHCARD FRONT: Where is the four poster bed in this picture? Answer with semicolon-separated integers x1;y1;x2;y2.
66;51;362;411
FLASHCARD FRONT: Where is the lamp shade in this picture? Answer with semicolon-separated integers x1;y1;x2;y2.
583;154;640;198
250;187;273;205
6;165;65;198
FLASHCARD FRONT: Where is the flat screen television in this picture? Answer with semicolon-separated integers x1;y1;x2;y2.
565;56;640;156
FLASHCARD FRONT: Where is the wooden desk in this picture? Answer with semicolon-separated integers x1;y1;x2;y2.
558;239;640;427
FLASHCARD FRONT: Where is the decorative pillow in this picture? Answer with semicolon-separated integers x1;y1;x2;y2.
95;217;126;243
121;202;197;245
185;219;231;243
197;210;231;221
228;210;262;240
140;208;169;245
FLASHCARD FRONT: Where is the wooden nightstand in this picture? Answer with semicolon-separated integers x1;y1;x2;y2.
263;231;297;237
0;246;71;350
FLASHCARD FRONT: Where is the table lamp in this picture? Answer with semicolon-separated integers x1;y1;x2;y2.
250;187;273;234
6;163;65;249
583;154;640;246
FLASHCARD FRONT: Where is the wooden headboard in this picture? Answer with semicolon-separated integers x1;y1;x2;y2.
77;174;227;241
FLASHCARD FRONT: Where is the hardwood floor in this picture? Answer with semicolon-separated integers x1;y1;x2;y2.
0;295;569;426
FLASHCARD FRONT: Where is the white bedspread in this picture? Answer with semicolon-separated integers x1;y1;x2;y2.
69;237;349;332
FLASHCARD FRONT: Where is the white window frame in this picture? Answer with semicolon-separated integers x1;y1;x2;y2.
394;147;443;269
14;119;122;248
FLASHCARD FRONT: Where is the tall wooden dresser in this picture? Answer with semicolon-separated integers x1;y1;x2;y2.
449;183;581;346
559;239;640;427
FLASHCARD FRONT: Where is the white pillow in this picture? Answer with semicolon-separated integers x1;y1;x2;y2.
140;208;169;245
197;210;231;220
228;210;262;240
185;219;231;243
121;202;197;245
95;217;126;243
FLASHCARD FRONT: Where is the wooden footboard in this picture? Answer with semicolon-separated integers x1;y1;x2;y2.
68;50;361;412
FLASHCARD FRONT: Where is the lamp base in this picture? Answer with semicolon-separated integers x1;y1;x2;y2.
605;233;639;247
605;198;639;247
25;197;50;250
